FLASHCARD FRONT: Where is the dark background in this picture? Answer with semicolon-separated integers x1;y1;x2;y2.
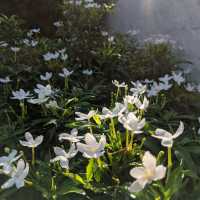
0;0;61;34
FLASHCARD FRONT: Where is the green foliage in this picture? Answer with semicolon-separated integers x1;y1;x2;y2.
0;2;200;200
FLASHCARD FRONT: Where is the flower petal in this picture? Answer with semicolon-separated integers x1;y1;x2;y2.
128;180;145;193
34;135;44;147
67;144;78;158
153;165;166;181
98;135;106;150
77;143;89;154
15;178;25;189
154;129;172;139
19;140;32;147
130;167;146;179
25;132;34;142
1;178;15;189
54;147;67;157
71;128;78;136
161;138;173;148
85;133;97;145
142;151;156;171
173;121;184;139
60;159;69;169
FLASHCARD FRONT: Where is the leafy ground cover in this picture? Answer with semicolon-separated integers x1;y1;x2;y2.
0;1;200;199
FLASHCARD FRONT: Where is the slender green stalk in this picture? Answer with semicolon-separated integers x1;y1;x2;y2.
115;87;119;102
129;132;135;150
32;147;35;166
167;147;172;168
111;118;116;139
125;86;128;96
20;101;25;120
125;129;129;149
64;78;68;95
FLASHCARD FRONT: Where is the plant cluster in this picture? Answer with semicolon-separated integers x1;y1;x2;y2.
0;1;200;200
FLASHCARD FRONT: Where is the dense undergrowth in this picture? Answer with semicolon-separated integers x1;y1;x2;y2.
0;1;200;200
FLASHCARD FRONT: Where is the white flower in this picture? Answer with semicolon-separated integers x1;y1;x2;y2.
50;144;78;169
59;68;73;78
0;76;12;84
77;133;106;158
0;41;8;47
27;31;33;37
123;95;137;106
28;96;49;105
43;52;59;61
172;71;185;86
129;151;166;193
158;82;172;91
130;81;147;96
85;2;101;8
60;53;68;61
10;47;20;52
134;96;149;111
1;159;29;189
40;72;53;81
101;103;126;119
11;89;31;100
147;82;161;97
53;21;64;27
45;100;59;109
58;49;68;61
31;28;40;33
108;36;114;43
23;39;38;47
185;83;195;92
59;128;83;143
142;79;154;84
159;74;173;84
112;80;127;88
82;69;93;76
152;121;184;147
19;132;43;148
119;112;145;133
34;84;53;98
58;48;66;54
101;31;108;36
75;110;97;121
127;29;140;36
0;150;21;174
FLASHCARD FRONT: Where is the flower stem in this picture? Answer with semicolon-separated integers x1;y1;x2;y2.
20;101;25;120
125;129;129;149
111;118;116;139
125;86;128;96
64;78;68;95
167;147;172;168
129;132;135;150
32;147;35;166
115;87;119;102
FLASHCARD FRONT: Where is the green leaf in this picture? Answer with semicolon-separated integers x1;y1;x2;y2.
86;159;95;182
74;174;86;185
92;115;101;126
58;180;85;196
